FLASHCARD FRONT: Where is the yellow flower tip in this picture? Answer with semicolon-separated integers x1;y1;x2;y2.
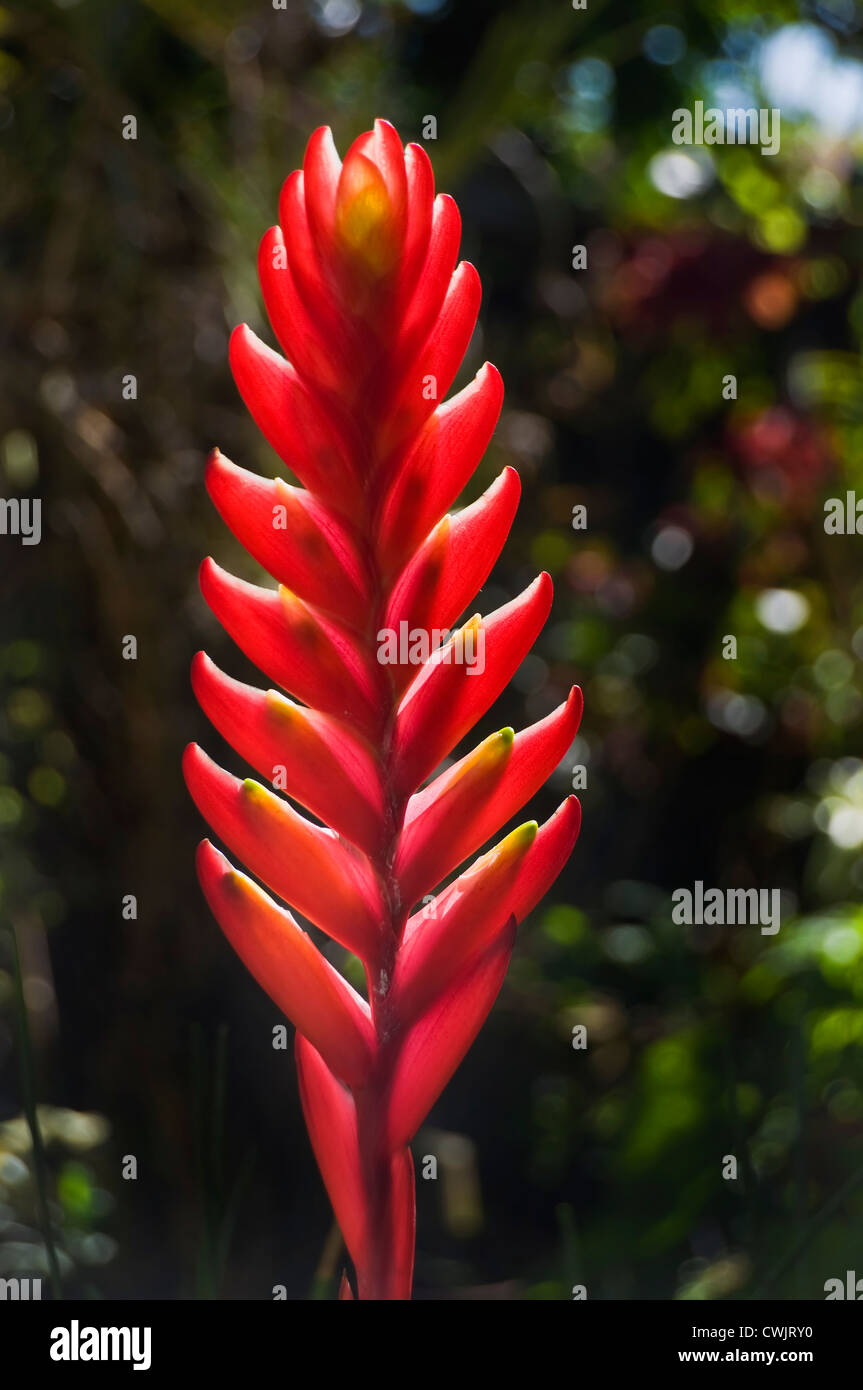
241;777;270;805
479;726;514;768
265;689;294;723
279;586;319;640
445;728;510;795
224;868;250;897
509;820;539;850
335;155;399;277
479;819;539;874
468;818;538;883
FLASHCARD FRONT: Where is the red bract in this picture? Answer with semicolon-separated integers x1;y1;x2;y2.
185;120;582;1300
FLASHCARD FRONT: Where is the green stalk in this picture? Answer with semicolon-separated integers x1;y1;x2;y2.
193;1023;249;1299
8;923;63;1298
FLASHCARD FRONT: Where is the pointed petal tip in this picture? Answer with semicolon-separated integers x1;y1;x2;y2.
182;740;200;773
306;123;336;153
183;742;210;804
261;223;284;249
198;555;218;593
203;452;230;503
204;445;237;480
374;116;400;139
183;739;226;786
510;569;553;615
196;837;227;879
240;776;269;804
190;648;210;682
478;359;504;390
533;569;554;609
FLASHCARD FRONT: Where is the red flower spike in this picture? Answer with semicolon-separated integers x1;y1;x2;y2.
186;120;582;1300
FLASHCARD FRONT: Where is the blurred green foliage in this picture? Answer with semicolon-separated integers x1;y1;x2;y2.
1;0;863;1298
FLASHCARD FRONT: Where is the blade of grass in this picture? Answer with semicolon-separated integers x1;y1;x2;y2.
308;1219;343;1300
719;1028;759;1245
752;1159;863;1298
8;922;62;1298
214;1145;255;1292
556;1201;582;1296
192;1023;248;1298
191;1022;216;1299
790;1016;808;1300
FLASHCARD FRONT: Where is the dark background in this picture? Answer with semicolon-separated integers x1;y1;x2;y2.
2;0;863;1299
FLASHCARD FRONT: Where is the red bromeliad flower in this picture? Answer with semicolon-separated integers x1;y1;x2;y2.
184;120;582;1300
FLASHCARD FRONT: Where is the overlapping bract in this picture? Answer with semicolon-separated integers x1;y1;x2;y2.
185;120;582;1300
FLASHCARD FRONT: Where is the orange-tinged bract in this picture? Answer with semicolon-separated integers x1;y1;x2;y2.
185;120;582;1300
